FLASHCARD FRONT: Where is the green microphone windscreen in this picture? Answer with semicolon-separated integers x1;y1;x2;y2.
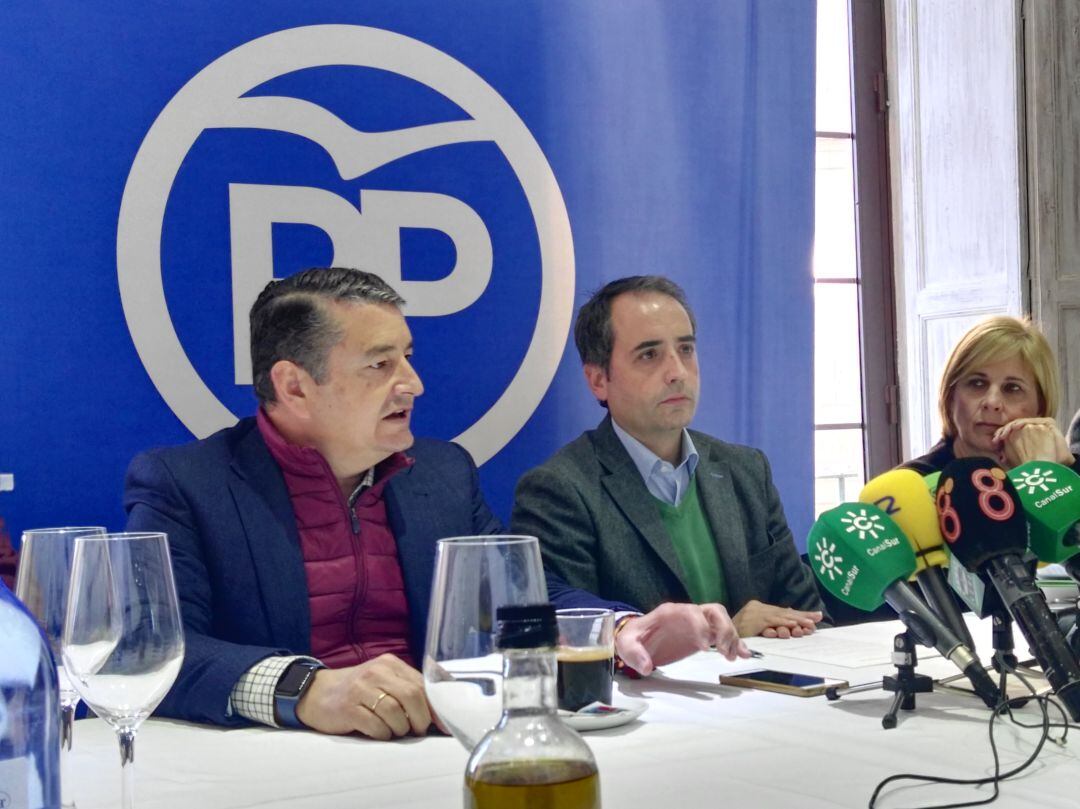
807;502;917;612
1008;461;1080;563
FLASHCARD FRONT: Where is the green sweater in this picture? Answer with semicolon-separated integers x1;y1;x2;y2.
654;478;727;604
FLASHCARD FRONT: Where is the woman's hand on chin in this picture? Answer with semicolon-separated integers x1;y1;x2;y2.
993;418;1074;467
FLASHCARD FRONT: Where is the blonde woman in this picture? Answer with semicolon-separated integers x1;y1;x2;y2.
904;316;1077;475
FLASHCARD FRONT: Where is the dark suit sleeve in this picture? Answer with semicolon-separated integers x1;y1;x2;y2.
125;452;292;727
511;465;638;613
454;443;504;536
753;450;828;617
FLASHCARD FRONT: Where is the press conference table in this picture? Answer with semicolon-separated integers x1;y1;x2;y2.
68;619;1078;809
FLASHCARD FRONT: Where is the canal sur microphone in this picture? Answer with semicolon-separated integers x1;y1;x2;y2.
1006;460;1080;581
860;469;976;651
937;457;1080;720
808;503;1000;708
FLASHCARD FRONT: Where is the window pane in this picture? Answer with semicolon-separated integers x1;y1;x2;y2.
814;428;866;517
813;137;857;280
814;282;863;425
816;0;853;134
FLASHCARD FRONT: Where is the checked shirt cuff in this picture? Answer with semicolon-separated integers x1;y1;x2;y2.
228;655;320;727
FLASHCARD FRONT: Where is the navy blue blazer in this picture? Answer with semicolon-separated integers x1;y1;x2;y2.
124;417;631;726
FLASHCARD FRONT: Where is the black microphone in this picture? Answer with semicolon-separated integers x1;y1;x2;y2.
1065;551;1080;584
938;457;1080;720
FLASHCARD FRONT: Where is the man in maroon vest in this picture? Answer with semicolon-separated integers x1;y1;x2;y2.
126;268;748;739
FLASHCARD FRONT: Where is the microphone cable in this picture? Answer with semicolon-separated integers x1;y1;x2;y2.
867;657;1076;809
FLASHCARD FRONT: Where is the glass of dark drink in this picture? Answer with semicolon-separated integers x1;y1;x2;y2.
555;608;615;711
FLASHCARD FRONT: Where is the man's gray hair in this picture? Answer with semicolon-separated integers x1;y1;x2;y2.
573;275;697;372
250;267;405;404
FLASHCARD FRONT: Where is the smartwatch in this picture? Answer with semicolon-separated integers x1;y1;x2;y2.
274;659;326;729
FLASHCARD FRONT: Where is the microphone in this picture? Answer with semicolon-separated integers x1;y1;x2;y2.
923;474;1012;620
1007;461;1080;575
808;503;1000;708
937;457;1080;720
860;470;976;651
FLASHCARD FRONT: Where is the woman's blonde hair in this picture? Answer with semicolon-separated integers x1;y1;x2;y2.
938;316;1059;438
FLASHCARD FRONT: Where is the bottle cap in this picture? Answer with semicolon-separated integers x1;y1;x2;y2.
495;603;558;649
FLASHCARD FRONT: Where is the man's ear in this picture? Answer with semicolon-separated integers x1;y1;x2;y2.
583;363;608;405
269;360;315;420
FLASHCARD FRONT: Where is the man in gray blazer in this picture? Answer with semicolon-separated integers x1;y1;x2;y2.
512;276;824;652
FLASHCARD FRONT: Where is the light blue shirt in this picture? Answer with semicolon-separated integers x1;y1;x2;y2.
611;420;699;506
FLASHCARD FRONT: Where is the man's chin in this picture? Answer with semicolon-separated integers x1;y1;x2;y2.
661;407;696;430
380;427;416;452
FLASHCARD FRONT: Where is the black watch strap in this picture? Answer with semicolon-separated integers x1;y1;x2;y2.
274;659;326;729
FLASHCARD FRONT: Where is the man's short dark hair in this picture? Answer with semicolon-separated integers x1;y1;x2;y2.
250;267;405;404
573;275;696;372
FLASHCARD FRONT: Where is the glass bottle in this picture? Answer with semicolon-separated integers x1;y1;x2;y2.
0;578;61;809
464;603;600;809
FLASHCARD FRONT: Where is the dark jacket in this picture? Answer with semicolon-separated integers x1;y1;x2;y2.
125;417;628;726
510;416;823;616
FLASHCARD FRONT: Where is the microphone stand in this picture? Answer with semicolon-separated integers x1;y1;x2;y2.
990;609;1018;674
826;630;933;729
988;609;1042;705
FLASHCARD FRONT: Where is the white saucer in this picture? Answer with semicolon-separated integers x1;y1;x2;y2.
558;697;647;731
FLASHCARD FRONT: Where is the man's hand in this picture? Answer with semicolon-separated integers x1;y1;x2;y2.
994;418;1074;468
732;599;822;638
614;602;751;676
295;654;438;740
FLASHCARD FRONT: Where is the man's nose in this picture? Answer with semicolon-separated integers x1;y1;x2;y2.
397;357;424;397
664;351;689;383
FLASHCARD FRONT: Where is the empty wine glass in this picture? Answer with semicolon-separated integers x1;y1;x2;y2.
16;525;106;806
423;535;546;750
62;532;184;809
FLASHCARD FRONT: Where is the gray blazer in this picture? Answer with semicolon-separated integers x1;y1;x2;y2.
510;416;823;615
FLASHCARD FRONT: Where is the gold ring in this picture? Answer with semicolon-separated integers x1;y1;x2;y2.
369;691;389;712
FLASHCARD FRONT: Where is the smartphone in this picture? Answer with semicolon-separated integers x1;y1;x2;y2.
718;669;848;697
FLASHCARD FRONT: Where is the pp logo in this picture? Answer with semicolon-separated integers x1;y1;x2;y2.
812;537;845;582
1011;467;1056;495
117;25;574;464
839;507;883;541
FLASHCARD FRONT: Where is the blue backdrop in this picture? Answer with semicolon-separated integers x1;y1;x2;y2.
0;1;816;548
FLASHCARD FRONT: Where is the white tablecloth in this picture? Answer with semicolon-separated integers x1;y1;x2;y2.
68;620;1079;808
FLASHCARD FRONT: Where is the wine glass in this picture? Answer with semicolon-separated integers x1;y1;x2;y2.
423;535;546;750
62;532;184;809
16;525;106;807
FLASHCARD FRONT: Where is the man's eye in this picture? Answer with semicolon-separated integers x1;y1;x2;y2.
680;344;696;356
639;350;656;361
370;360;388;370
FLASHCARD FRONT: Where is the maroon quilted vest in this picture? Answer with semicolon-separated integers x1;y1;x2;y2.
257;409;415;668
